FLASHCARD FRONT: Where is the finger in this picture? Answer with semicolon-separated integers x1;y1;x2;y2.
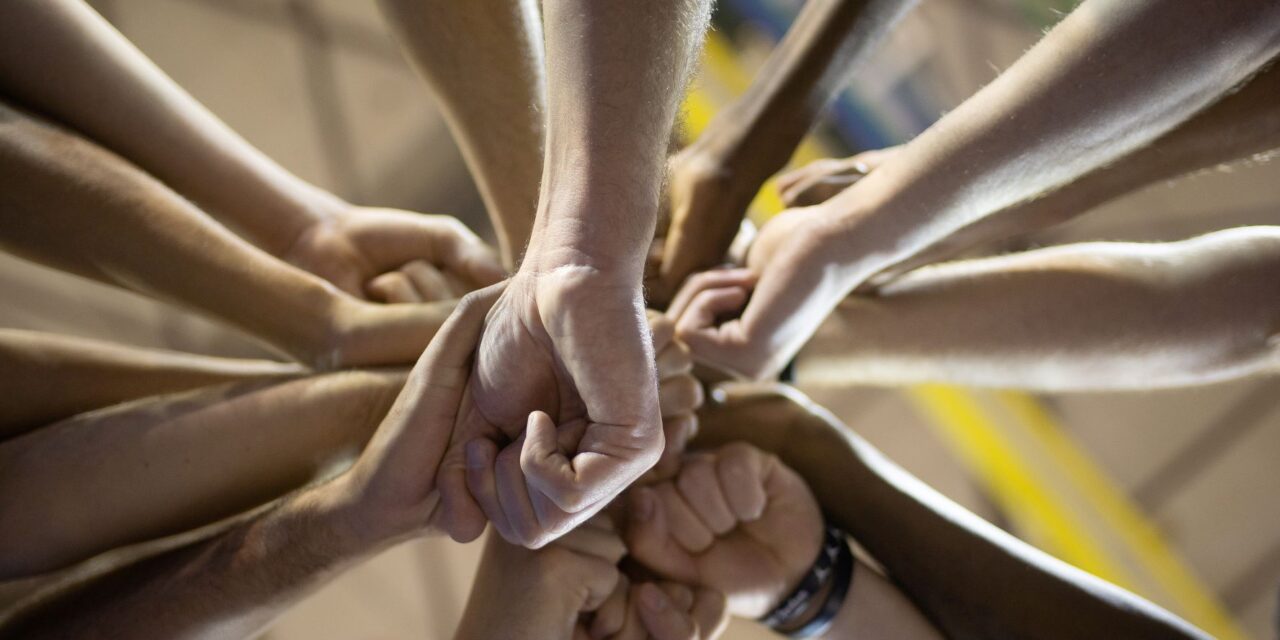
675;457;737;535
463;438;513;541
667;269;756;321
590;575;631;640
636;583;697;640
366;271;423;304
521;410;586;513
401;260;453;302
673;287;750;339
556;524;628;565
625;486;697;582
656;339;693;380
715;443;767;522
657;483;715;553
652;413;696;478
689;588;729;640
439;456;488;543
648;310;676;354
774;158;842;194
782;174;859;208
581;556;623;613
659;375;703;419
495;436;543;547
611;585;649;640
657;582;695;612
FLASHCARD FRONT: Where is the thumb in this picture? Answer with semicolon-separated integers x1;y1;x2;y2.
520;411;586;512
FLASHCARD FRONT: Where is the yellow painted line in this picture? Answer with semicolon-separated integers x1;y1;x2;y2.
998;392;1248;640
907;386;1136;586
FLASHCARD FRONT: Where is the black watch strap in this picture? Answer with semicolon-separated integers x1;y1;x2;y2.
760;523;855;637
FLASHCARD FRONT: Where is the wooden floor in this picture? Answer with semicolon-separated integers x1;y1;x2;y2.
0;0;1272;637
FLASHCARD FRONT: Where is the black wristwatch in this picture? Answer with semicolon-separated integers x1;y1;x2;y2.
759;522;855;638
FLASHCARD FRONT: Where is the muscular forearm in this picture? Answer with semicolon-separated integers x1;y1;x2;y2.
379;0;544;269
696;389;1209;639
2;480;377;640
0;0;340;255
0;103;351;365
0;329;303;439
871;58;1280;283
528;0;712;276
818;0;1280;291
0;370;402;579
800;227;1280;390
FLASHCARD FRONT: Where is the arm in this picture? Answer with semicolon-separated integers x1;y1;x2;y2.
0;287;504;636
657;0;917;297
0;101;452;368
693;386;1211;639
797;227;1280;390
684;0;1280;379
434;0;715;548
0;329;303;439
0;0;504;298
378;0;544;269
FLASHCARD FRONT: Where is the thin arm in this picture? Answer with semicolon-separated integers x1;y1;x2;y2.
0;0;344;255
0;370;402;580
696;387;1210;639
379;0;545;269
800;227;1280;391
0;329;303;439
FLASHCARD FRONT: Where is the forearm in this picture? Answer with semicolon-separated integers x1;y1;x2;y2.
2;480;378;640
0;0;339;255
695;0;914;182
379;0;544;269
0;103;347;365
871;57;1280;283
820;0;1280;290
528;0;712;276
0;370;403;579
824;560;941;640
799;227;1280;391
696;389;1209;639
0;329;303;439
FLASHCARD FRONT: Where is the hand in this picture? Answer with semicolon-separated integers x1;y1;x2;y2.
651;147;759;307
587;579;728;640
649;310;704;480
327;284;503;546
775;146;901;208
456;515;626;640
626;442;824;619
285;206;505;302
434;267;664;548
668;205;848;380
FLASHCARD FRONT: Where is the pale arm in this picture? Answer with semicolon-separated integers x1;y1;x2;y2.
659;0;917;294
379;0;545;269
798;227;1280;390
695;386;1210;639
0;102;452;368
0;329;303;439
688;0;1280;379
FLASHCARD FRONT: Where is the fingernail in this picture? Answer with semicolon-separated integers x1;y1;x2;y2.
640;584;667;612
633;489;655;522
465;441;486;469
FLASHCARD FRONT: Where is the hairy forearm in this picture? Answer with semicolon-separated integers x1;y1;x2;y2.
0;329;303;439
529;0;712;275
0;369;403;579
0;103;348;364
0;0;339;255
380;0;544;269
800;227;1280;390
3;481;375;640
871;58;1280;283
821;0;1280;289
696;389;1209;639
